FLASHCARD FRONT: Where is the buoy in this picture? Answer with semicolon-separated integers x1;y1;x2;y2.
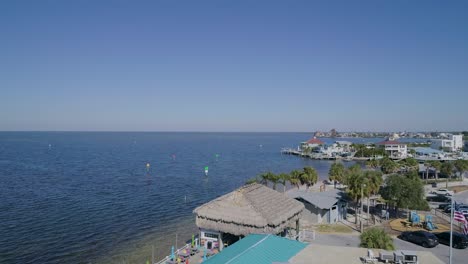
146;163;150;171
204;166;209;176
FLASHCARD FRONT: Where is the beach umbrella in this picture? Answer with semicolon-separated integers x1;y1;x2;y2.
191;234;195;247
171;245;175;260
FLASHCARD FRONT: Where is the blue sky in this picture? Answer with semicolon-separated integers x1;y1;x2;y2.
1;0;467;132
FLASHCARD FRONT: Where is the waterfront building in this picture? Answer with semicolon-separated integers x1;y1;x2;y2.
411;147;445;160
193;184;304;251
377;140;408;159
287;189;347;224
431;134;463;152
300;136;324;149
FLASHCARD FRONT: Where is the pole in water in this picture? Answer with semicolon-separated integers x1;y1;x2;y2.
184;195;187;203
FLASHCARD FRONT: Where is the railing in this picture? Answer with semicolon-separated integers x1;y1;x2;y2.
284;229;315;242
432;208;464;230
298;230;315;242
154;238;199;264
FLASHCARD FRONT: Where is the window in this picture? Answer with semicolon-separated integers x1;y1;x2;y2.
204;233;219;239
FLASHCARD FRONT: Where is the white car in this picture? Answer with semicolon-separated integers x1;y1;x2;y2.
435;189;454;196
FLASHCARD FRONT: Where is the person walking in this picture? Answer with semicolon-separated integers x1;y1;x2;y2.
385;210;390;221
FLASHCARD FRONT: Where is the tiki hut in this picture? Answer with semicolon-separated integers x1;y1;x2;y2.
193;184;304;241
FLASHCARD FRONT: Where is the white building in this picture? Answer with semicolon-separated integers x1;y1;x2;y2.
377;140;408;159
431;134;463;152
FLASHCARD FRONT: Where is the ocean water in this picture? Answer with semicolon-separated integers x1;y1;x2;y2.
0;132;388;264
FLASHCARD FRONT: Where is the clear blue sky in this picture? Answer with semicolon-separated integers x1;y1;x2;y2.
1;0;467;132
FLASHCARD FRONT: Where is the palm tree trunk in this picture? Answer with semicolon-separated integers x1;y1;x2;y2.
367;196;370;226
355;203;358;225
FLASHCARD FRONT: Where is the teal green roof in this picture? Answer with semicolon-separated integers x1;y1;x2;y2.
203;234;307;264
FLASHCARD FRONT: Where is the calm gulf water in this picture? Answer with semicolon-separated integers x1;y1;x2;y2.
0;132;394;263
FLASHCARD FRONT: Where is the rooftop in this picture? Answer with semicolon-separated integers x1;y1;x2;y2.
203;234;307;264
412;147;443;155
287;189;345;209
305;137;325;145
193;184;304;236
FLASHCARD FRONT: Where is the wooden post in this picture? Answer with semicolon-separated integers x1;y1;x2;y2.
296;219;300;240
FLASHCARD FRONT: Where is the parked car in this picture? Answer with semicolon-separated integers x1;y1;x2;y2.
435;189;454;196
399;231;439;248
445;204;468;213
435;232;468;249
438;203;451;209
427;195;451;203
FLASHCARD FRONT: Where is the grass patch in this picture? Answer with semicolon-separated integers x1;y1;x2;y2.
316;224;353;233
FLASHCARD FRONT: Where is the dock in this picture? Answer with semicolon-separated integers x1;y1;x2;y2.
281;148;355;161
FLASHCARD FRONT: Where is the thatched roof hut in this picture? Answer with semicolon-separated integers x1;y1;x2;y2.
193;183;304;236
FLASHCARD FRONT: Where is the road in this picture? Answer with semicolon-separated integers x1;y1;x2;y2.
315;233;468;264
453;190;468;204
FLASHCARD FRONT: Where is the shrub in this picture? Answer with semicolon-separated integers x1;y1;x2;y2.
360;227;395;250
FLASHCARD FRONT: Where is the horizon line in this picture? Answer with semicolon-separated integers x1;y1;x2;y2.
0;130;464;134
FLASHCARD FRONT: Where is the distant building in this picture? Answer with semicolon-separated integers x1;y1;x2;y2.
300;136;325;150
377;140;407;158
431;134;463;152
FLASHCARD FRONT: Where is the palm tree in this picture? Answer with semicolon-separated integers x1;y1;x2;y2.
402;158;418;172
329;162;345;188
259;172;275;187
278;173;290;193
429;161;442;181
454;160;468;182
289;170;302;189
423;161;431;182
366;159;379;170
363;170;383;224
441;161;454;188
301;166;319;190
344;164;362;187
245;176;259;185
269;173;280;190
346;171;366;224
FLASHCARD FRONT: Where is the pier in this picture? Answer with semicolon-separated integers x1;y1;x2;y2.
281;148;352;161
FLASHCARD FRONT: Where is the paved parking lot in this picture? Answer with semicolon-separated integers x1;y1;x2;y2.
315;233;468;264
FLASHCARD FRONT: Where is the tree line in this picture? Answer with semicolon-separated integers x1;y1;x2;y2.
366;157;468;185
245;166;319;192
